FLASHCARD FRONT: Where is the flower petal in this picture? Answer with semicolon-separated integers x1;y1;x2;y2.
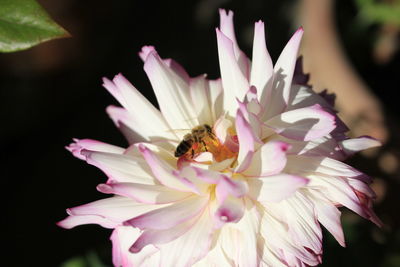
144;50;199;130
159;206;214;266
130;210;200;253
247;174;308;202
216;28;249;116
138;144;196;192
308;190;345;247
103;74;177;142
190;75;214;125
264;28;304;118
340;136;381;156
66;138;124;160
80;149;155;184
250;21;273;103
266;104;336;141
242;141;290;176
97;182;192;204
125;195;208;230
58;196;163;229
219;9;250;79
214;196;245;228
111;226;159;267
235;109;260;173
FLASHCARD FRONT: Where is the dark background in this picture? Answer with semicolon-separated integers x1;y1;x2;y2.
1;0;399;266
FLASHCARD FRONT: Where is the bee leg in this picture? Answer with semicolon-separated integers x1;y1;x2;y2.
202;141;208;152
191;149;194;158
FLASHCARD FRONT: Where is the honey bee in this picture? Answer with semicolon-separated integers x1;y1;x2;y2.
174;124;215;158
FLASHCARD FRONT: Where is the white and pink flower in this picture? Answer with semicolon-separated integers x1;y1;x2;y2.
59;10;381;267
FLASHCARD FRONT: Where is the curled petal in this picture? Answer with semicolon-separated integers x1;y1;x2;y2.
66;138;124;160
97;182;192;204
125;195;208;230
242;141;290;176
214;196;245;228
266;104;336;141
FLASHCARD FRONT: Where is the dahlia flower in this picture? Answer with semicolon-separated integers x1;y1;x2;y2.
59;9;382;267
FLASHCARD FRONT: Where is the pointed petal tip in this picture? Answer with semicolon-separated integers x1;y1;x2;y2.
139;45;156;61
97;183;113;194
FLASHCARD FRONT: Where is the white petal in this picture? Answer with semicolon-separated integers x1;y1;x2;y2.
58;196;164;229
247;174;308;202
159;206;215;266
66;138;124;160
340;136;381;155
97;182;193;204
103;74;177;142
125;195;208;230
242;141;290;176
264;28;304;118
219;9;251;79
216;29;250;116
250;21;273;102
190;75;214;125
144;51;199;130
265;104;336;141
111;226;159;267
81;149;156;184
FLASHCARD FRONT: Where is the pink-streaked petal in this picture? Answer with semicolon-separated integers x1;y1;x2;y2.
125;195;208;230
130;210;200;253
242;141;290;176
214;115;239;153
144;50;199;130
190;75;214;125
307;173;371;220
103;74;177;142
159;206;214;266
81;149;155;184
260;209;321;266
106;105;147;142
57;214;118;229
340;136;381;155
286;155;364;178
138;144;194;192
308;190;345;247
248;174;308;202
58;196;165;228
97;182;192;204
219;9;250;79
265;104;336;141
111;226;159;267
233;198;261;266
139;45;156;61
264;28;304;118
281;192;323;255
66;138;124;160
235;109;260;173
250;21;273;102
140;45;190;83
208;78;224;122
215;176;248;204
214;196;245;228
216;29;250;116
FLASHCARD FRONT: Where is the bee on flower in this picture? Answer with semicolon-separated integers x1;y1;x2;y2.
59;9;381;267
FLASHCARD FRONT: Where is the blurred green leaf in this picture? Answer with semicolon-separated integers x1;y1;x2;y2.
0;0;70;53
60;251;108;267
355;0;400;26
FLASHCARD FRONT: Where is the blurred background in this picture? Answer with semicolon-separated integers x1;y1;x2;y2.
1;0;399;266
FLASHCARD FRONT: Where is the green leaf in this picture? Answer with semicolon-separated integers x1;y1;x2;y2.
0;0;70;53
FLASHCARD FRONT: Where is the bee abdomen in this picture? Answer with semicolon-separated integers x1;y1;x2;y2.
174;141;193;157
